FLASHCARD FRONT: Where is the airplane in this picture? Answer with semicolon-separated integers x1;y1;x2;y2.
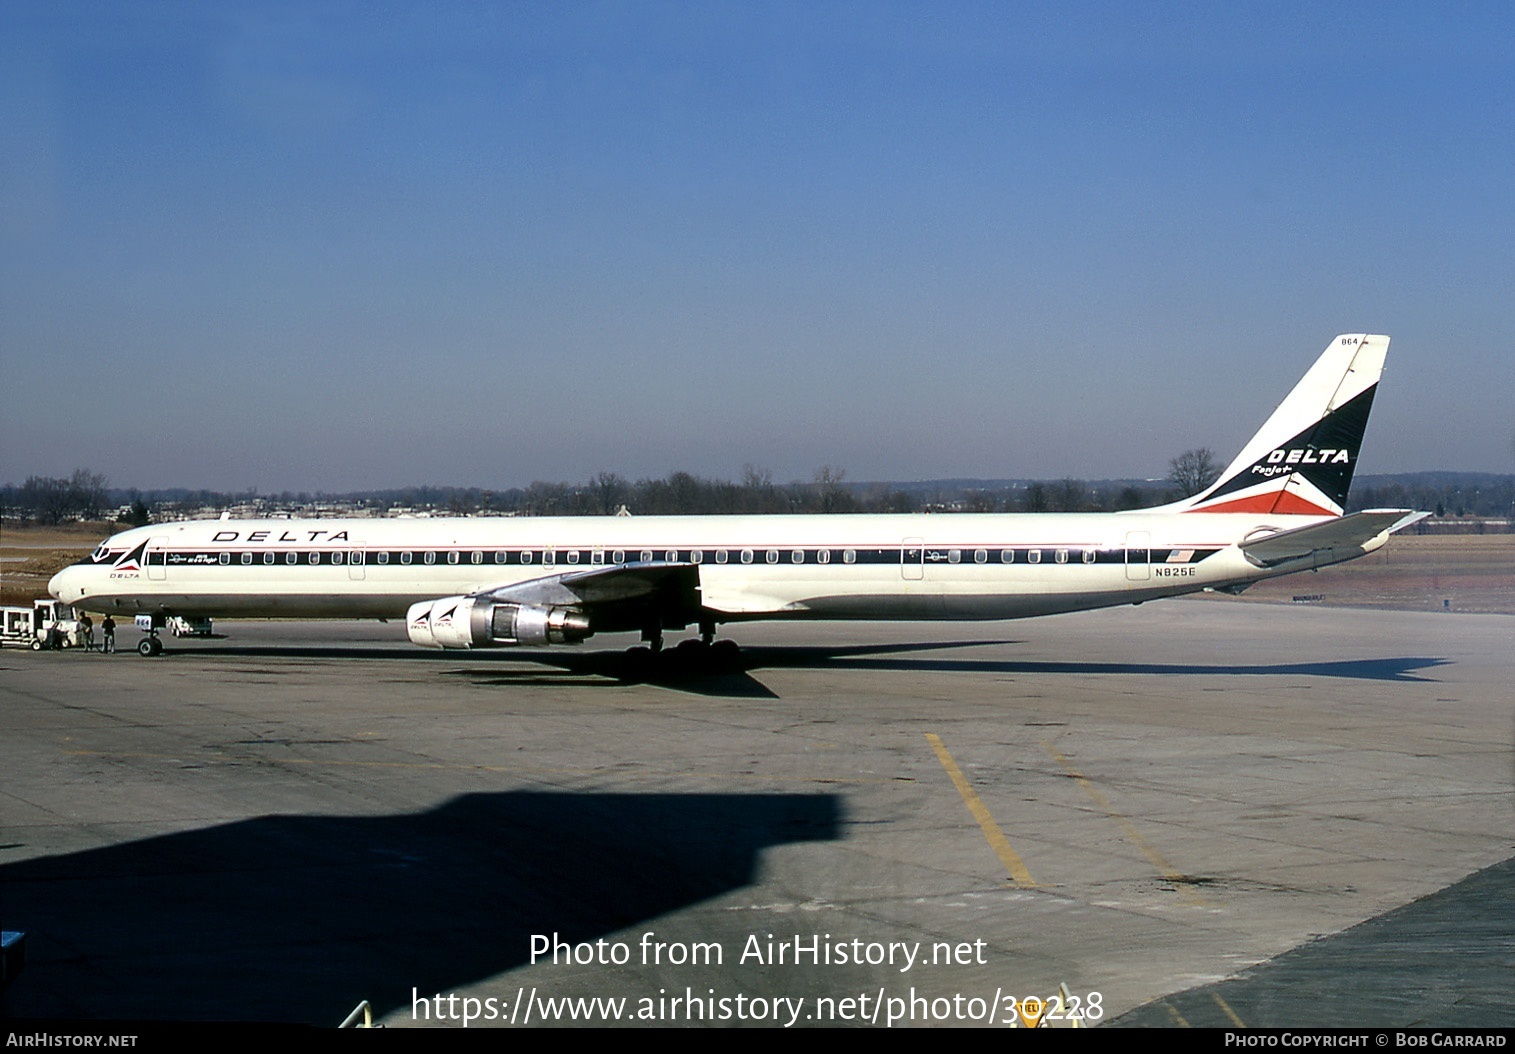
50;334;1424;662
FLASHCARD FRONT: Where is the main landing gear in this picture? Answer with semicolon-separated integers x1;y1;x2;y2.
620;632;742;681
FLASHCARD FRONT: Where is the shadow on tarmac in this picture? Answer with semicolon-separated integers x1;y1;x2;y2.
531;644;1451;694
162;636;1450;697
1112;855;1515;1028
0;791;842;1024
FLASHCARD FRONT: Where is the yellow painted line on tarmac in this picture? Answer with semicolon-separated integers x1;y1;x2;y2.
1040;740;1210;907
926;732;1036;887
1165;1002;1191;1027
1212;992;1245;1027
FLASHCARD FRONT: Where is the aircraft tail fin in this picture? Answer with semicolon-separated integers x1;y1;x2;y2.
1167;334;1388;517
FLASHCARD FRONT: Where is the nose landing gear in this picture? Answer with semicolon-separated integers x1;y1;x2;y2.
133;613;165;657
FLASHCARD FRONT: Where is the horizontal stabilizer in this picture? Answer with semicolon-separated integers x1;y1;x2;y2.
1240;510;1427;568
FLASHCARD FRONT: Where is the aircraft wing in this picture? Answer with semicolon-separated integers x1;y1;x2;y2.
1240;510;1428;569
473;561;703;633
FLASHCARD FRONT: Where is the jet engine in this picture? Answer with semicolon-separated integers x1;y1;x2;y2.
406;596;592;649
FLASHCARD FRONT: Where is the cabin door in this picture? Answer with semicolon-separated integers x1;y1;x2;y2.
147;537;168;581
901;538;924;580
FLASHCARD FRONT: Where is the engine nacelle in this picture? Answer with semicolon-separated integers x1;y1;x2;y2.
406;596;592;650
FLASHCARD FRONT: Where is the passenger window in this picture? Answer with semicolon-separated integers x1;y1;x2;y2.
219;552;230;565
1028;549;1041;564
715;549;728;564
691;549;703;564
791;549;804;564
377;551;389;565
521;550;533;564
566;550;580;564
287;551;298;565
240;552;252;565
741;549;754;564
640;549;654;563
948;549;961;564
494;551;505;564
1082;549;1095;564
843;549;856;564
974;548;987;564
310;552;321;565
766;549;779;564
332;552;344;565
423;552;435;565
818;549;831;564
612;550;625;564
400;551;412;565
1000;549;1014;563
591;549;603;565
471;551;483;565
666;549;678;563
446;552;458;565
544;550;555;566
1055;548;1068;564
263;552;274;565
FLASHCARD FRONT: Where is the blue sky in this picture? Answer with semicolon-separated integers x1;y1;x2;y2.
3;2;1512;492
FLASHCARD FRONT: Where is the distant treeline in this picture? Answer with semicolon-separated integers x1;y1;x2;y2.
6;469;1172;520
3;469;1513;523
1347;472;1515;520
2;470;112;525
360;469;1175;517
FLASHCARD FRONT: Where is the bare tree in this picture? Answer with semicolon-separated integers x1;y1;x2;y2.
592;472;627;515
522;481;570;516
1050;478;1088;512
15;472;108;524
1021;481;1050;512
1168;448;1220;497
70;469;110;520
811;465;855;513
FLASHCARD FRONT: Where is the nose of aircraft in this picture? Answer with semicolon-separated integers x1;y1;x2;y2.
49;565;83;604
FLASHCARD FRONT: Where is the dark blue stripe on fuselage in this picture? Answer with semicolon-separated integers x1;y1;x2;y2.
117;545;1223;569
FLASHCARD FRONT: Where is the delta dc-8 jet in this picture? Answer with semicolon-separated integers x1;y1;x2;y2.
51;334;1423;660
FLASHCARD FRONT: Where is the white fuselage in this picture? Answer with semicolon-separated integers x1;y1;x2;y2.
48;335;1407;648
49;510;1353;627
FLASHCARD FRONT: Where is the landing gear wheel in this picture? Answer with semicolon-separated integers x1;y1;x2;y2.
675;637;713;671
137;637;163;657
620;646;655;682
